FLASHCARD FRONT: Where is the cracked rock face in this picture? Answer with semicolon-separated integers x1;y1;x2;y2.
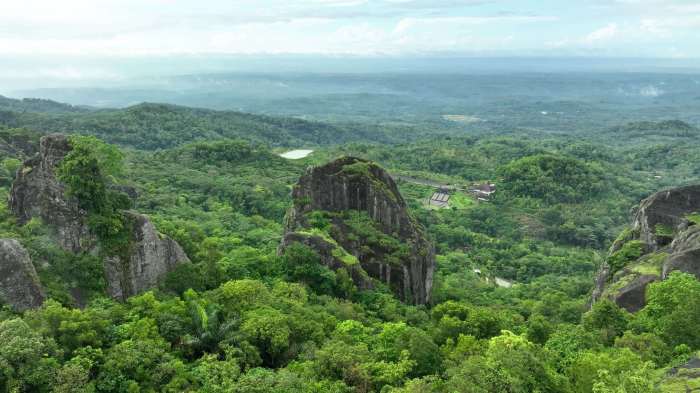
632;184;700;251
0;239;45;311
278;232;375;292
10;134;92;253
105;211;190;300
592;185;700;312
9;134;189;302
281;157;435;305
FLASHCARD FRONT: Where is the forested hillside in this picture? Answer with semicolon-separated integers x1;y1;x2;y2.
0;98;447;150
0;96;699;392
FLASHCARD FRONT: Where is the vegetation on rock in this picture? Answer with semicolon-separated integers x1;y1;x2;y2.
0;93;698;391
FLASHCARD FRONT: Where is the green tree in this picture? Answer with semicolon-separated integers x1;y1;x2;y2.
241;307;291;367
57;135;124;212
445;331;565;393
638;272;700;349
0;318;59;393
375;322;440;377
281;243;337;295
182;290;237;358
191;352;241;393
499;154;604;204
583;300;629;345
25;300;110;357
56;135;132;256
568;348;655;393
614;331;671;366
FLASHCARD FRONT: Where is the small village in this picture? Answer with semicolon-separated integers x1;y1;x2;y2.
393;174;497;209
427;181;497;209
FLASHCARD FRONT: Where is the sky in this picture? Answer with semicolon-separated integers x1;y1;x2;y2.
1;0;699;89
1;0;699;58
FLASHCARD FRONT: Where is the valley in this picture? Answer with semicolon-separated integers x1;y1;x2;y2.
0;73;699;391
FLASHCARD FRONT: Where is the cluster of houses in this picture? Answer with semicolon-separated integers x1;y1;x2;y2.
469;182;496;202
428;182;497;208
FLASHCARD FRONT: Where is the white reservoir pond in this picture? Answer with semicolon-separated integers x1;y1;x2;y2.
279;149;314;159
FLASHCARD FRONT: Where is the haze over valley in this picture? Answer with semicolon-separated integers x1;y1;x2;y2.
1;1;700;392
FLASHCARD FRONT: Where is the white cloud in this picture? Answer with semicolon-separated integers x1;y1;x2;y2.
583;23;618;44
640;19;672;38
0;0;697;57
393;15;557;34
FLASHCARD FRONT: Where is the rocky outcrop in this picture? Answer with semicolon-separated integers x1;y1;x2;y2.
9;134;189;301
0;239;44;311
659;354;700;392
10;134;92;252
0;128;40;159
280;157;435;305
105;212;190;300
593;185;700;312
279;232;374;291
632;184;700;250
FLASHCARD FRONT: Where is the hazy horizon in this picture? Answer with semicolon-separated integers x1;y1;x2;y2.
2;0;700;94
2;55;700;94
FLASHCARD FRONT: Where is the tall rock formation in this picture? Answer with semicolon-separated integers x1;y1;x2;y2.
9;134;189;301
280;157;435;305
0;239;45;311
104;211;190;300
10;134;91;252
592;184;700;312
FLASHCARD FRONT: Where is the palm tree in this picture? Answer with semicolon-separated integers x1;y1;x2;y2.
183;295;238;358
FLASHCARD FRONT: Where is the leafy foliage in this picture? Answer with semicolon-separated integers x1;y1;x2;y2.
0;97;698;392
499;154;605;204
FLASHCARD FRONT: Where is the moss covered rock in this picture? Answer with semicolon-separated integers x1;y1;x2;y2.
660;355;700;392
8;134;189;301
281;157;435;305
592;185;700;312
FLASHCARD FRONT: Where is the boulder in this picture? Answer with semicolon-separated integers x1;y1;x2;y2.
9;134;189;301
281;157;435;305
659;354;700;392
664;225;700;279
593;185;700;312
105;212;190;300
611;274;659;313
633;184;700;250
0;239;44;311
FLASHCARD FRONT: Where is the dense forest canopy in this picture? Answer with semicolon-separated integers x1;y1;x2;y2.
0;86;699;393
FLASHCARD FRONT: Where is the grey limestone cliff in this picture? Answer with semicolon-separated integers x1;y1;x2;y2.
280;157;435;305
592;184;700;312
9;134;189;301
0;239;45;311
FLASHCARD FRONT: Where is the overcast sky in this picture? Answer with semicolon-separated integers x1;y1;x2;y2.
1;0;699;58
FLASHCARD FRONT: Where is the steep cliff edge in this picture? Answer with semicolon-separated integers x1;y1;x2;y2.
0;239;45;311
104;211;190;300
592;185;700;312
280;157;435;305
9;134;189;301
10;134;92;252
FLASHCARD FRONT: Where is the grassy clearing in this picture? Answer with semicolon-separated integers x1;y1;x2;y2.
449;193;476;209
